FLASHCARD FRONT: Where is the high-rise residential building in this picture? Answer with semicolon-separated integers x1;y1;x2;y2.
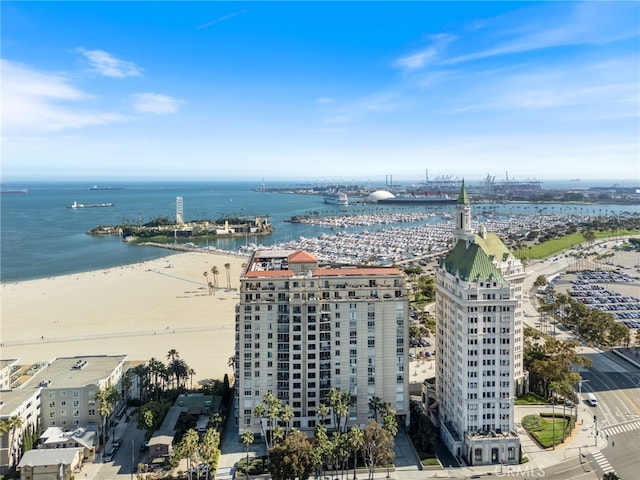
235;249;409;437
435;183;527;466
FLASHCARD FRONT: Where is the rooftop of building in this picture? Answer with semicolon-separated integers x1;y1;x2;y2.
0;387;41;418
40;426;97;448
28;355;127;390
244;249;403;279
18;447;83;468
0;359;19;371
443;237;506;283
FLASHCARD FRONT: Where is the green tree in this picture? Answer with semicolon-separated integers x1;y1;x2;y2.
199;428;221;480
0;415;24;467
602;472;621;480
533;275;548;288
240;430;254;479
269;430;319;480
361;420;394;480
175;429;200;480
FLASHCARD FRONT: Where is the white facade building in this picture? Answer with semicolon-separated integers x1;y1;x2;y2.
435;183;526;466
235;249;409;437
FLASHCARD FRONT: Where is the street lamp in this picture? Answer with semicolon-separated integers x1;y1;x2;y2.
577;379;590;423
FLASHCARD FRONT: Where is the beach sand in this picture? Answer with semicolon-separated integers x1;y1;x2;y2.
0;251;249;384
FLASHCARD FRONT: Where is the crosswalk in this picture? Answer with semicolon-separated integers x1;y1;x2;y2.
601;419;640;436
591;451;615;474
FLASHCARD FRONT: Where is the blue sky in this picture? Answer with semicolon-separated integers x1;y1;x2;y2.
2;1;639;183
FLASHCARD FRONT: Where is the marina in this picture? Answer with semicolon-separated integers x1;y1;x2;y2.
1;180;638;283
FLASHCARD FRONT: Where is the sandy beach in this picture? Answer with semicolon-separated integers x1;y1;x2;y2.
0;251;249;384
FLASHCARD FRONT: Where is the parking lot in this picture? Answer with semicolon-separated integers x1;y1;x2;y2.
554;269;640;329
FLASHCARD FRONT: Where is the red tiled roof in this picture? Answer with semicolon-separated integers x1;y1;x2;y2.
313;267;402;277
289;250;317;263
244;270;295;278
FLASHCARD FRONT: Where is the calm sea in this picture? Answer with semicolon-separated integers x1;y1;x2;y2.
1;180;637;282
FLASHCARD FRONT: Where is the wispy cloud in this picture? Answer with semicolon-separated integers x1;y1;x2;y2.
445;56;639;119
1;59;126;135
197;9;247;29
131;93;183;115
77;48;142;78
394;34;455;71
315;97;335;104
444;1;640;65
324;92;403;125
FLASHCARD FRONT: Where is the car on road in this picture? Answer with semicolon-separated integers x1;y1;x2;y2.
104;447;117;462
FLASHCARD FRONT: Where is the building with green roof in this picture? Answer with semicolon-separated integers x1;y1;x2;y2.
435;182;527;466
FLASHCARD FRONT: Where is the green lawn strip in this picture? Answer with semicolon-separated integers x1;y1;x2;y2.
515;392;547;405
522;414;574;448
514;230;640;260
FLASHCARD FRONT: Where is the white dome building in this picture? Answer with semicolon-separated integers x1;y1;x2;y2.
365;190;396;203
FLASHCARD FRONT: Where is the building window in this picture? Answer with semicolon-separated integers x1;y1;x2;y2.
475;448;483;462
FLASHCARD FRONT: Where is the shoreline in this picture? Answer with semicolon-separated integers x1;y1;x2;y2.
0;250;246;384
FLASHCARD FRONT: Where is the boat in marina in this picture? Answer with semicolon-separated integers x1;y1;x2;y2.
68;201;114;209
323;191;349;205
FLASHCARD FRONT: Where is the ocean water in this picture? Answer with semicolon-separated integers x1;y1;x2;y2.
1;180;637;282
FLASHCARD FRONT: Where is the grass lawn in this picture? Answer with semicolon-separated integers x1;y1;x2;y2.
515;392;547;405
522;414;574;448
514;229;640;260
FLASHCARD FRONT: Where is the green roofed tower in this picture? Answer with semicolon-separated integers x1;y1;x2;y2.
434;182;527;467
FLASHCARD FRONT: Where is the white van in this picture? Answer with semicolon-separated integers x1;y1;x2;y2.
587;392;598;407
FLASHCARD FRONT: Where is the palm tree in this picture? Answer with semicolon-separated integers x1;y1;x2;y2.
368;396;383;422
167;349;179;363
0;415;24;468
349;426;364;480
96;385;120;452
148;357;166;400
240;430;254;479
224;263;231;290
227;355;237;372
211;266;219;293
131;364;149;401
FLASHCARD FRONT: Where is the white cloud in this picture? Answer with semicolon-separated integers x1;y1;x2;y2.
315;97;335;104
131;93;182;115
395;34;455;71
1;59;127;135
77;48;142;78
445;1;640;65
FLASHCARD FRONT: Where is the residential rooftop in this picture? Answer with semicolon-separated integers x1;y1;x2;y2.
28;355;127;390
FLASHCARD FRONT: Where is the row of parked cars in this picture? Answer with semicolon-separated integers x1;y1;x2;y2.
410;337;431;348
103;439;121;462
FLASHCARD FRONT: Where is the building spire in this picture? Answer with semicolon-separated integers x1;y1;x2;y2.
457;179;469;205
453;179;473;245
